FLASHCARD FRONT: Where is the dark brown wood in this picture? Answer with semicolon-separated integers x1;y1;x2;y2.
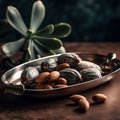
0;42;120;120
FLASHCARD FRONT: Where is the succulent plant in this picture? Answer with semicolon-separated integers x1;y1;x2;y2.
1;0;71;62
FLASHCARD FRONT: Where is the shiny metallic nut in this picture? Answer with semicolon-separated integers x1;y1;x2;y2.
56;78;67;85
57;53;81;67
54;84;69;88
35;72;50;83
21;67;39;85
56;63;70;71
60;68;82;85
78;99;90;112
80;68;102;82
92;93;107;103
70;94;87;104
75;61;102;72
41;58;58;72
42;84;53;89
47;71;60;82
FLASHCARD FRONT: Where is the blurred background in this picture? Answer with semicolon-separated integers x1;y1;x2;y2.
0;0;120;42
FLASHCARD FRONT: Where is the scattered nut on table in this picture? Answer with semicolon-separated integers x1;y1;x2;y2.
78;99;90;112
69;93;108;112
70;94;87;104
92;93;108;103
70;94;89;112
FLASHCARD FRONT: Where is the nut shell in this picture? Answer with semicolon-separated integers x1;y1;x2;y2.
75;61;101;72
60;68;82;85
41;58;57;72
80;68;102;81
57;53;81;67
21;67;39;85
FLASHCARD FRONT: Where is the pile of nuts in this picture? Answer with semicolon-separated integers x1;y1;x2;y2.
35;71;68;89
69;93;108;112
21;53;103;89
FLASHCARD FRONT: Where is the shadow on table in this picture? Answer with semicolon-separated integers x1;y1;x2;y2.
0;93;68;110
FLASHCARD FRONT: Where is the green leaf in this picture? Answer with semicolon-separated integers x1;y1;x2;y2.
30;40;37;59
30;0;45;33
53;46;66;54
32;36;62;49
2;38;25;57
48;23;71;38
35;24;54;36
34;39;55;57
6;6;27;36
27;39;37;60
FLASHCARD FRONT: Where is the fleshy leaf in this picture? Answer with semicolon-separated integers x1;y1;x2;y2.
34;39;55;57
30;0;45;33
53;46;66;54
6;6;27;36
2;38;25;57
27;39;37;60
35;24;54;36
32;36;62;49
48;23;71;38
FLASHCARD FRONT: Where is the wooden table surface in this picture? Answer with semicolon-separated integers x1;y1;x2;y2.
0;42;120;120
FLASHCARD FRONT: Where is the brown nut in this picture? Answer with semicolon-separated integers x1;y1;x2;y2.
34;84;44;89
70;94;87;104
42;84;53;90
47;71;60;82
56;78;67;85
92;93;107;103
49;82;56;87
35;72;50;83
54;84;68;88
56;63;70;71
78;99;90;112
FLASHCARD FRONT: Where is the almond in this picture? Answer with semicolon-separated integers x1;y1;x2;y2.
34;84;44;89
78;99;90;112
56;77;67;85
49;82;56;87
42;84;53;89
56;63;70;71
47;71;60;82
92;93;107;103
70;94;87;104
54;84;68;88
35;72;50;83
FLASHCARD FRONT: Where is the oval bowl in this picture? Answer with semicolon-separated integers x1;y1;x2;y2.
1;52;120;98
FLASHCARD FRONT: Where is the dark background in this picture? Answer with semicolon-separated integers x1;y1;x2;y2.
0;0;120;42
